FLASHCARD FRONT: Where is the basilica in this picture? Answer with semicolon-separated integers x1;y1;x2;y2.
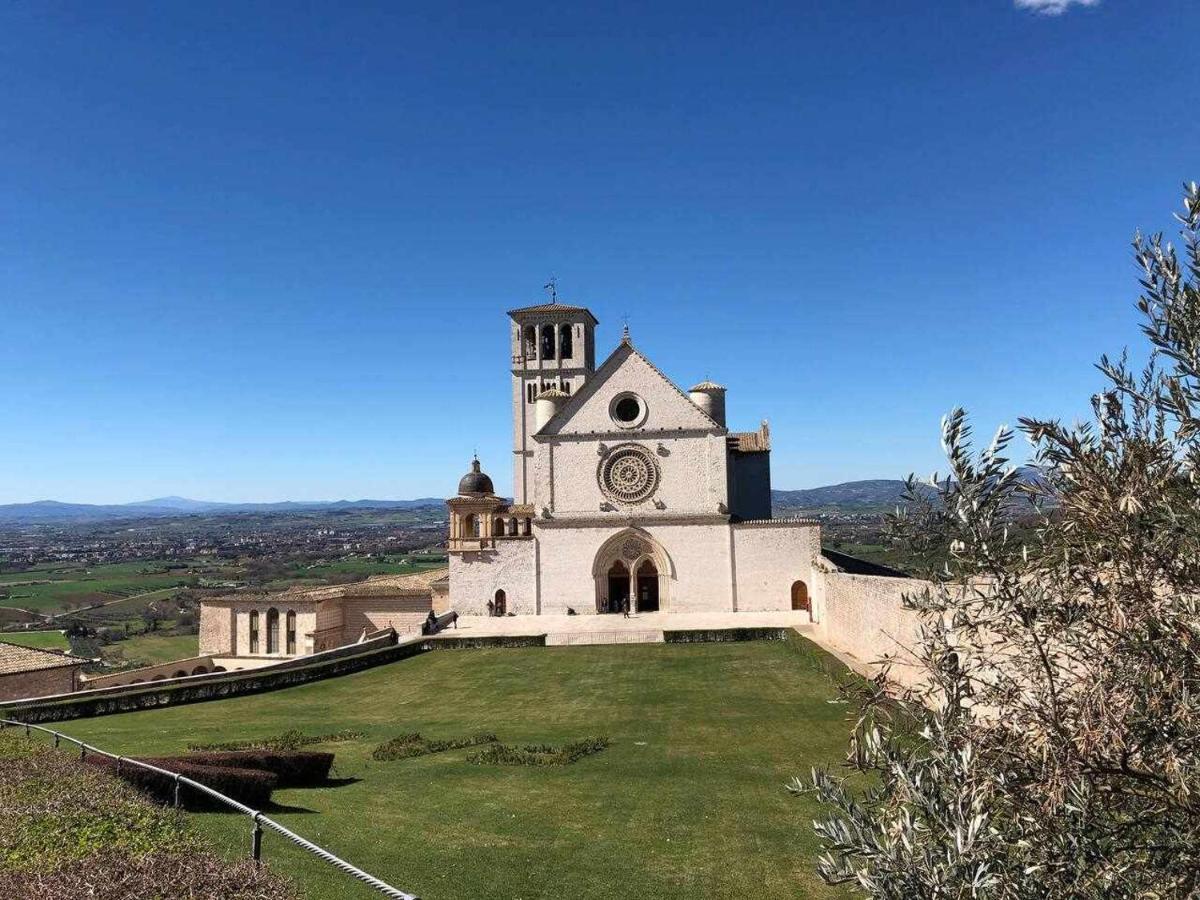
443;301;822;618
199;300;840;665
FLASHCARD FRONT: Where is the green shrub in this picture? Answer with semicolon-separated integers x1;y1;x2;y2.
188;728;363;752
371;731;497;761
468;737;609;767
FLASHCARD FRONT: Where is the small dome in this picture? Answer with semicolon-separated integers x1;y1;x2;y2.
689;380;725;392
457;456;495;496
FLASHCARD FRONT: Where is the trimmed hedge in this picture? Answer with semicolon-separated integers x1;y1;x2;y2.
468;736;609;767
662;627;791;644
84;755;277;809
183;750;334;787
189;728;363;753
371;732;496;761
425;635;546;650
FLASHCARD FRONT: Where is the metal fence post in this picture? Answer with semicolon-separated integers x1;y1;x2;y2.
116;756;122;776
53;733;60;749
251;813;263;863
79;743;86;761
173;773;181;808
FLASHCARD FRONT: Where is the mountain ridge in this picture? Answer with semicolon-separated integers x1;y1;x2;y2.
0;480;917;523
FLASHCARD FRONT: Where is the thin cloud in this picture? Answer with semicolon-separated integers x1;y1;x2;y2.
1015;0;1099;14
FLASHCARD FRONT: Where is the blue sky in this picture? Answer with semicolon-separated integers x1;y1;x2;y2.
2;1;1197;504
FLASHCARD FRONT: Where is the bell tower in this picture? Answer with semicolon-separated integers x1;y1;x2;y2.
507;297;598;504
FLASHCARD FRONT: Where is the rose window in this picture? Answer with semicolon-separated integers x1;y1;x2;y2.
599;444;660;505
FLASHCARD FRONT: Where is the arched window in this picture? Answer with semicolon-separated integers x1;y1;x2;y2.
494;589;506;616
249;610;260;654
523;518;532;535
286;610;297;654
524;326;537;357
559;323;573;359
463;514;479;538
266;608;280;654
494;518;506;537
540;324;556;359
509;516;518;534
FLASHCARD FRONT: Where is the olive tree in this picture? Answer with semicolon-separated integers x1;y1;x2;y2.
795;184;1200;898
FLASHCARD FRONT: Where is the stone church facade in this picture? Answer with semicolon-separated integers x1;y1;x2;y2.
445;302;823;618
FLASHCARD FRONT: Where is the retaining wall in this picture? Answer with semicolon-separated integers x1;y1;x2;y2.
83;655;219;689
1;632;423;724
817;572;926;686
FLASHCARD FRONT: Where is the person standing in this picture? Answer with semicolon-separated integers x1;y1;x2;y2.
622;595;630;619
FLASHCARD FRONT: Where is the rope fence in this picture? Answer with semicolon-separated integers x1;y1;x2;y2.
0;717;418;900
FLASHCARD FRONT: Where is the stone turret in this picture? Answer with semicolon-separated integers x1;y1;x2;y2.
688;380;727;427
534;387;570;432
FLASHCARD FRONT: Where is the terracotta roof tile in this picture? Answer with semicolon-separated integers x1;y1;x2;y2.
0;640;84;675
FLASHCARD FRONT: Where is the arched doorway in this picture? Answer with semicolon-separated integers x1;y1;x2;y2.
493;589;507;616
593;529;672;614
606;561;630;614
791;581;811;619
636;560;659;612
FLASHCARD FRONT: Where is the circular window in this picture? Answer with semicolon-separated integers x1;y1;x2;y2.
609;392;647;429
598;443;660;505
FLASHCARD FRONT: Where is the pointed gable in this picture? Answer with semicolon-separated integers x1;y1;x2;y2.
538;340;721;436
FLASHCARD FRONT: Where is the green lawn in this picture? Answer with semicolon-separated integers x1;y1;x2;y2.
100;631;200;667
59;637;857;900
0;630;70;651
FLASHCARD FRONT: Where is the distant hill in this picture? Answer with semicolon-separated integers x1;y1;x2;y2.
0;497;446;523
771;480;911;512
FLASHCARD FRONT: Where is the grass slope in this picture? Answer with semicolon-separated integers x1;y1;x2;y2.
0;631;70;651
0;732;294;899
62;637;857;900
100;631;200;668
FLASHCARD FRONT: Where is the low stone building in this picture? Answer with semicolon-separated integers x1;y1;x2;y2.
199;568;447;662
0;640;85;702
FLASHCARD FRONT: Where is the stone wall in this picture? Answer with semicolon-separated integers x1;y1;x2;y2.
730;521;820;613
198;604;233;656
83;655;218;689
449;539;537;615
0;665;80;703
818;572;926;686
340;595;430;638
2;631;411;724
